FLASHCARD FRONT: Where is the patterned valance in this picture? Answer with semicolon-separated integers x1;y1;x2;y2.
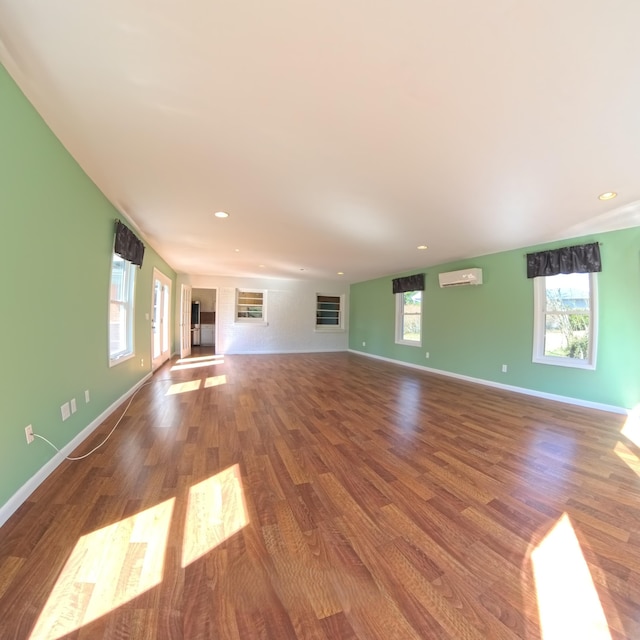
526;242;601;279
114;220;145;267
392;273;425;294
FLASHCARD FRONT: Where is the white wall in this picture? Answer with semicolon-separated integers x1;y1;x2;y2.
177;275;349;354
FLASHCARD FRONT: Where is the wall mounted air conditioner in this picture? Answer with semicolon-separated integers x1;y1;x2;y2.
438;268;483;288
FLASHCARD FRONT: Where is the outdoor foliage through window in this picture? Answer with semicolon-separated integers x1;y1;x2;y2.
539;273;592;361
397;290;421;344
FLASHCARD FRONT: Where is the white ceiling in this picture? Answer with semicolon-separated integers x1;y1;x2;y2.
1;1;639;283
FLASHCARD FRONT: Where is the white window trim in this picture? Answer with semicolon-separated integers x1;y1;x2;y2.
395;291;422;347
109;253;136;367
315;293;345;332
532;272;598;370
235;289;268;325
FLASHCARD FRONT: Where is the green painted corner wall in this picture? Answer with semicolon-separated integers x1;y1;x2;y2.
0;64;177;509
349;226;640;411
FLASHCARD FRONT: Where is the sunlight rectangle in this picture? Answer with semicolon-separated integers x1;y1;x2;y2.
30;499;174;640
204;374;227;388
531;512;611;640
171;360;223;372
181;464;249;567
176;355;224;365
166;379;202;395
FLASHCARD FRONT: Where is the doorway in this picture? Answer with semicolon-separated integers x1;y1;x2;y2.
151;268;172;370
191;287;217;354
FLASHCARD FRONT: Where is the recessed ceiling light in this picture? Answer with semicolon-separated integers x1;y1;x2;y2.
259;264;265;268
234;248;240;252
598;192;617;201
337;271;344;275
214;211;229;218
417;245;428;250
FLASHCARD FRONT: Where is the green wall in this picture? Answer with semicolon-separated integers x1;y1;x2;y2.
350;226;640;410
0;65;177;510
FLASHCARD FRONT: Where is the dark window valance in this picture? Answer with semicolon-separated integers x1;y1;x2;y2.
392;273;425;294
114;220;145;267
526;242;601;279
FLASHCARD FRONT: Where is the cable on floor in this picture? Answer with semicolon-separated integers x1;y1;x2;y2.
32;377;174;461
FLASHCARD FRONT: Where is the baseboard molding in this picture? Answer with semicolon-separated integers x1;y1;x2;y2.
0;373;153;529
349;349;628;415
223;348;350;355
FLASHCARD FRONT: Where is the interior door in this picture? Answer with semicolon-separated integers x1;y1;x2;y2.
180;284;192;359
152;268;172;370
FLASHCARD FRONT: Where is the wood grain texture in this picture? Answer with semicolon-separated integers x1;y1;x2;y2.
0;350;638;639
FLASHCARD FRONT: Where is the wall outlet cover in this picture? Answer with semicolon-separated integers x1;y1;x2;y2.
61;402;71;421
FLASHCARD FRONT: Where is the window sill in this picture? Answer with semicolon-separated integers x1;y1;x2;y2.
532;355;596;370
395;339;422;347
109;352;135;368
314;327;345;333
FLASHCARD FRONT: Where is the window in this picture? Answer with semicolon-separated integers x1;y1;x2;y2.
533;272;597;369
316;294;344;331
395;290;422;346
109;252;136;364
236;290;265;322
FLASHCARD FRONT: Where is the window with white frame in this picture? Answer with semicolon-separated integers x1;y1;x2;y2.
532;272;597;369
395;290;422;346
109;252;136;364
236;290;265;322
316;294;344;330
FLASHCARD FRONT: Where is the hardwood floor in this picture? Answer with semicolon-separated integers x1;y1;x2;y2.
1;351;639;639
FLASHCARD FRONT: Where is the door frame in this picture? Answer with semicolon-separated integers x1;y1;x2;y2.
179;284;192;359
151;268;172;371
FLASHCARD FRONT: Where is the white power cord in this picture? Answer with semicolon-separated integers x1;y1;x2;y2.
32;378;170;461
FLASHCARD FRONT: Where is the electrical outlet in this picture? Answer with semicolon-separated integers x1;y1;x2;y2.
362;341;366;347
85;389;90;403
425;352;430;359
141;358;144;367
70;398;77;413
25;425;34;444
61;402;71;421
502;364;508;373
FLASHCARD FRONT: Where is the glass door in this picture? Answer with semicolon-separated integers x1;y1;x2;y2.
151;268;172;370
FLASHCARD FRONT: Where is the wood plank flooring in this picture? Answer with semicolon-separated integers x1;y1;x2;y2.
1;351;639;639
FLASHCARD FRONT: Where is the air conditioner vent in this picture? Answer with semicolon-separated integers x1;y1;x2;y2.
438;268;483;288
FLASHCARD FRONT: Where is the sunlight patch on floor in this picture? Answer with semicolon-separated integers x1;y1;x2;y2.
171;359;223;372
176;355;224;365
204;374;227;388
532;512;611;640
30;499;175;640
614;441;640;476
166;379;202;395
621;404;640;448
181;464;249;567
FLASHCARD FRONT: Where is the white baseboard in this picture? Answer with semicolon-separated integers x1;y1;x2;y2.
349;349;628;415
0;373;153;529
223;348;349;355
